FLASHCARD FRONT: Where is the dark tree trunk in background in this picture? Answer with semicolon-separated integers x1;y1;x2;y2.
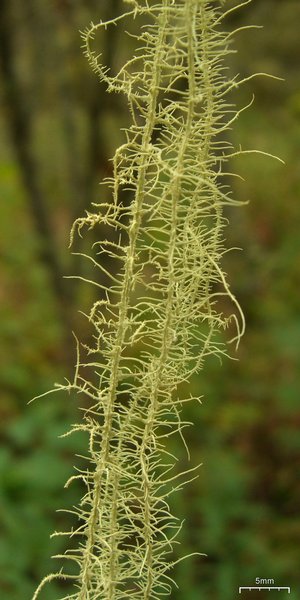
0;0;73;362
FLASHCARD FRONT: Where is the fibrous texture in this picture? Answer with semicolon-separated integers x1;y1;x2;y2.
33;1;252;598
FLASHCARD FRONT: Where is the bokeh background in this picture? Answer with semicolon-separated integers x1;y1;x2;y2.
0;1;299;598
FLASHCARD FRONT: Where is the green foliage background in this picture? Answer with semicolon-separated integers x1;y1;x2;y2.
0;1;299;598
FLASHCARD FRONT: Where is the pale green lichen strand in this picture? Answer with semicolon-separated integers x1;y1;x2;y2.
33;1;251;598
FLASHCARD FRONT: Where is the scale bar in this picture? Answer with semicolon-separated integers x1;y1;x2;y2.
239;587;290;594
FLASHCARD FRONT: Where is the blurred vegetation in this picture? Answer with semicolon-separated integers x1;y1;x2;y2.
0;1;299;598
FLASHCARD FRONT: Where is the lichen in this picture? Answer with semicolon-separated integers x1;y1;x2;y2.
32;2;281;598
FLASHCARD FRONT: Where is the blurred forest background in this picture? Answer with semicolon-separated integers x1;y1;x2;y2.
0;0;299;598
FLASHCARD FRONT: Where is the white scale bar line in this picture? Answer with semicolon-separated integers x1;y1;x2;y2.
239;587;291;594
